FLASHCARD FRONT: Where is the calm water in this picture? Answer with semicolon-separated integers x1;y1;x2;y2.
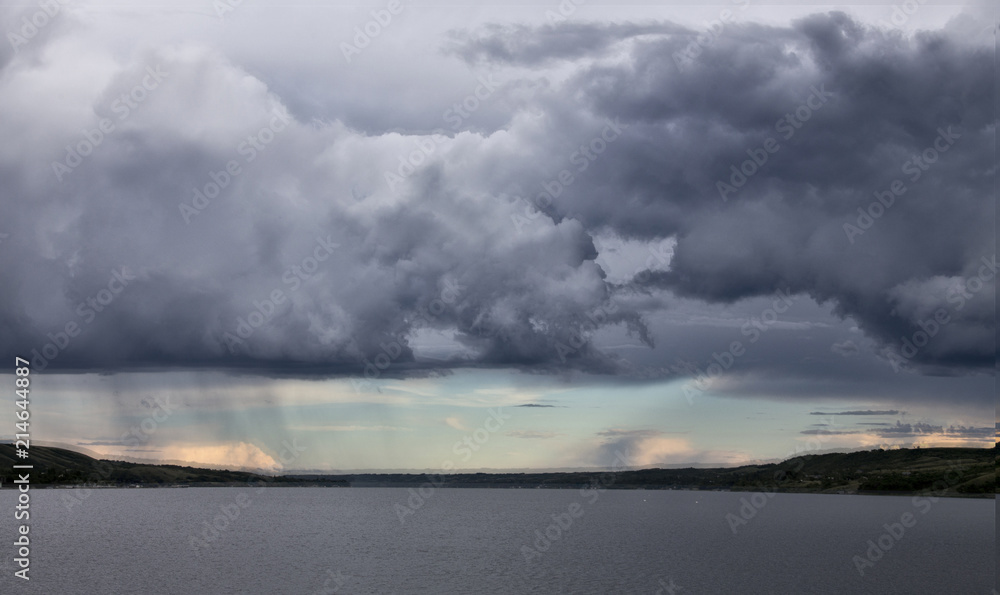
0;488;993;594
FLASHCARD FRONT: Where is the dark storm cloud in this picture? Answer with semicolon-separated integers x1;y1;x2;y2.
940;425;994;438
451;11;994;372
596;429;662;438
872;421;992;439
0;8;992;384
810;410;901;416
878;421;942;435
801;429;860;436
0;39;645;376
801;422;993;439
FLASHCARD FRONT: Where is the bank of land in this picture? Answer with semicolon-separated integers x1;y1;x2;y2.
0;444;994;497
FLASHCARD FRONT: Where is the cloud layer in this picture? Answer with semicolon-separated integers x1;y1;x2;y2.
0;6;993;387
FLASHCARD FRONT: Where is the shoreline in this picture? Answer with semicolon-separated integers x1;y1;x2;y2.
2;484;994;499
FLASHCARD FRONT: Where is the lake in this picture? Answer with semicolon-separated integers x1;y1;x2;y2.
0;488;993;593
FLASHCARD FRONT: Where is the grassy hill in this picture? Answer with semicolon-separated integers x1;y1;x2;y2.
1;444;994;496
0;444;344;487
728;446;995;496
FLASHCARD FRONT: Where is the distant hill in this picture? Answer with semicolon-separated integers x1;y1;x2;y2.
302;445;995;496
1;444;994;496
729;445;996;496
0;444;345;487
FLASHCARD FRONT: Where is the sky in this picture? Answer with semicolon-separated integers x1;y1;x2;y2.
0;0;995;473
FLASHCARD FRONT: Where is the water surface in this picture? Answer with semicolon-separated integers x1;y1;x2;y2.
0;488;993;594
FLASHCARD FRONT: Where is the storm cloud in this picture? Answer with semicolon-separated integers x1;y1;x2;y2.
0;5;993;389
